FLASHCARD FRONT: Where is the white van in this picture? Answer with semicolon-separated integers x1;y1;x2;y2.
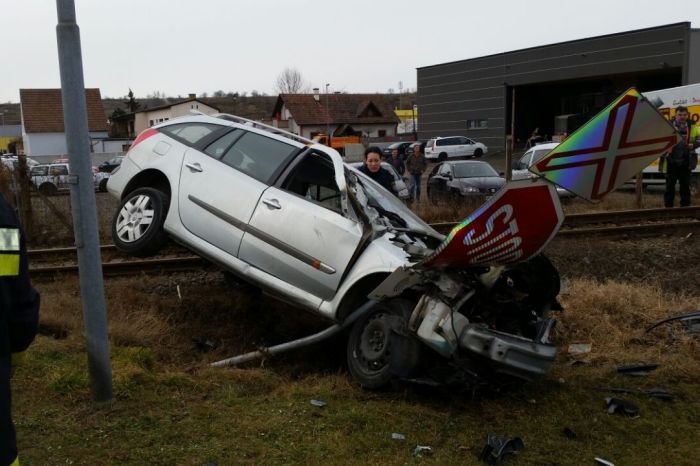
424;136;487;161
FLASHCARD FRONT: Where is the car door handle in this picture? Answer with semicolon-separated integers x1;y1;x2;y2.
185;162;203;172
262;198;282;210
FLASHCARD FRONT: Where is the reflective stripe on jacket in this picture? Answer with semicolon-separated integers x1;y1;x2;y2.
0;229;20;277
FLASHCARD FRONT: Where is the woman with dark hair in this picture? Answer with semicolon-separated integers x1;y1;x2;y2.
357;146;397;195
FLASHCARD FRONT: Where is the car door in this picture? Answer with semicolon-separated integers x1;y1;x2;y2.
428;163;451;198
511;150;534;181
238;151;362;300
453;137;469;157
178;128;300;258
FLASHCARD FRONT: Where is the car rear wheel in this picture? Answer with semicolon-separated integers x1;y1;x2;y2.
474;148;483;158
99;178;108;192
112;187;169;257
347;299;423;390
438;153;448;162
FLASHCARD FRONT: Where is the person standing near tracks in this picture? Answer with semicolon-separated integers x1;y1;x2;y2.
0;192;40;466
660;105;700;207
405;142;427;203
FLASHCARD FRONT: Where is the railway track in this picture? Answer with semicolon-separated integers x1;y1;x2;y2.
28;206;700;277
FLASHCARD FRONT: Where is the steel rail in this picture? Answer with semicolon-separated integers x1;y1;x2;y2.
27;207;700;277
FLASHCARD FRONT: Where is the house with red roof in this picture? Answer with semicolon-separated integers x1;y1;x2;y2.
19;88;109;157
271;93;399;140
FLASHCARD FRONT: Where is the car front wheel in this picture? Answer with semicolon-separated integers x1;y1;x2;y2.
112;187;169;257
346;299;423;390
474;148;483;158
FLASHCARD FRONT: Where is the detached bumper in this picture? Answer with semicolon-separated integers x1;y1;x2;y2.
459;324;557;380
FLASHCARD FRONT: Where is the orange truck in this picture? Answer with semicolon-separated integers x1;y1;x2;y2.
312;134;361;155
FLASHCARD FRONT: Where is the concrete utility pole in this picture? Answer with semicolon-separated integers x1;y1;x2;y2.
55;0;113;404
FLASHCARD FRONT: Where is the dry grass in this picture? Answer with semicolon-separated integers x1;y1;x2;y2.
554;279;700;380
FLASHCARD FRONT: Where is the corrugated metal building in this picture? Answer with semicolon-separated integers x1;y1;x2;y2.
417;22;699;151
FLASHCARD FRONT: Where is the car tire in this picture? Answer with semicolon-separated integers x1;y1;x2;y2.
346;298;423;390
112;187;169;257
99;178;108;192
474;148;483;158
39;183;58;196
438;153;448;162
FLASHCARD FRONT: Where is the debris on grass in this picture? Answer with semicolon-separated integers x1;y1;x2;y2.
594;457;615;466
391;433;406;441
645;310;700;334
310;399;326;408
605;397;640;418
478;434;524;465
617;363;659;376
414;445;433;456
563;427;577;439
568;343;592;354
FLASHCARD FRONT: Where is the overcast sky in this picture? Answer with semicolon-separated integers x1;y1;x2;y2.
1;0;697;102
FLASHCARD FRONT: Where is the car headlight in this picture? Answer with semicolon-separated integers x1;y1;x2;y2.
461;186;480;193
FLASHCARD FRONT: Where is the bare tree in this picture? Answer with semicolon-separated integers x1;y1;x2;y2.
274;67;309;94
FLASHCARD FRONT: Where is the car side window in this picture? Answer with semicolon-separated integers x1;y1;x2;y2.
204;129;243;159
160;123;222;146
281;152;342;212
515;152;532;170
221;131;298;184
436;138;446;147
458;137;469;145
32;166;48;176
51;165;68;176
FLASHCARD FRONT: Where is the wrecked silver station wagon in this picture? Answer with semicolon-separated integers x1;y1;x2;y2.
108;88;678;389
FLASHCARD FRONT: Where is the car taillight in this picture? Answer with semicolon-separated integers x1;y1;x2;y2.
128;128;159;152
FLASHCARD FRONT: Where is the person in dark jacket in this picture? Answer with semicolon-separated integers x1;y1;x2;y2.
358;146;398;195
389;148;406;176
660;106;700;207
0;193;40;466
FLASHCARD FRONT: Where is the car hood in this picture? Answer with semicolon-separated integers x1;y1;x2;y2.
454;177;506;189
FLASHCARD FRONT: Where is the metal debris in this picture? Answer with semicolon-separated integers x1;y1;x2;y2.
594;458;615;466
478;434;524;465
414;445;433;456
391;433;406;441
605;397;639;418
646;310;700;334
310;399;327;408
617;363;659;376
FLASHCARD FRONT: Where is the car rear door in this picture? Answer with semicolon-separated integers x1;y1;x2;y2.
238;151;362;301
178;128;299;258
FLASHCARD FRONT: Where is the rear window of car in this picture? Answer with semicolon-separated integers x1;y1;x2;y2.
220;131;299;184
160;123;222;146
204;129;243;159
31;166;48;176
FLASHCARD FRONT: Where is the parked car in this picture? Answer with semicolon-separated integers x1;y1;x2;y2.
1;155;39;171
349;161;409;199
424;136;487;161
427;161;505;203
98;155;125;173
381;142;413;160
511;142;574;197
107;114;563;389
30;162;108;195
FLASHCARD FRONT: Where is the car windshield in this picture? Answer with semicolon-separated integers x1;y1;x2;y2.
453;163;498;178
347;166;435;235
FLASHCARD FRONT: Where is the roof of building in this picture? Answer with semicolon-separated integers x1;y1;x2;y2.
273;94;400;126
20;88;108;133
134;97;220;114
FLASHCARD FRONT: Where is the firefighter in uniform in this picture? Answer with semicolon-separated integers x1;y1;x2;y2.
0;192;40;466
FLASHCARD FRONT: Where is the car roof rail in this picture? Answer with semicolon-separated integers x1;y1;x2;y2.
212;113;315;146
